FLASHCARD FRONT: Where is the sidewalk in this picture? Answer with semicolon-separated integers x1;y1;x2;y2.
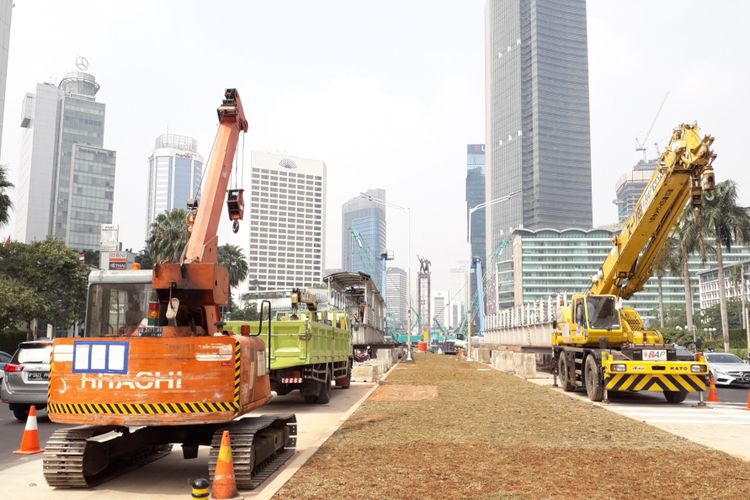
275;353;750;499
528;374;750;462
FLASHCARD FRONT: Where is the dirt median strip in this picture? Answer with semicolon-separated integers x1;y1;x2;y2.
274;353;750;499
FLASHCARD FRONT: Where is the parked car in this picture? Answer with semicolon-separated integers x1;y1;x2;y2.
0;351;12;384
704;352;750;387
1;339;52;420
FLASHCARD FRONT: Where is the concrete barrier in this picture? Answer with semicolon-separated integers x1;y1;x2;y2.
511;353;537;378
500;351;514;372
477;348;491;364
524;353;537;378
351;363;380;383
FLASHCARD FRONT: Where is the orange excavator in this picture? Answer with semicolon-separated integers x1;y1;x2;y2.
44;89;296;489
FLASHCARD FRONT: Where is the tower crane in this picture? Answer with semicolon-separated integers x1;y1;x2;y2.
635;92;669;161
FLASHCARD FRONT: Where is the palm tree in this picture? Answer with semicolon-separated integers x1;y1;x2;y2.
700;180;750;352
146;209;189;263
218;244;249;289
0;164;13;227
217;244;249;312
677;209;710;339
651;235;681;328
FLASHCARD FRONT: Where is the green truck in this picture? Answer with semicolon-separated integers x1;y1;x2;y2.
226;290;353;404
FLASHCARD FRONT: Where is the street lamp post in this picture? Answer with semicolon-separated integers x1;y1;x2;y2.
360;193;413;361
466;192;519;360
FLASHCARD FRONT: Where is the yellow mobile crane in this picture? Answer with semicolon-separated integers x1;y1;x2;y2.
553;123;715;403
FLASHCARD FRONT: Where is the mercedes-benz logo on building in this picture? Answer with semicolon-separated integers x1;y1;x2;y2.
75;56;89;71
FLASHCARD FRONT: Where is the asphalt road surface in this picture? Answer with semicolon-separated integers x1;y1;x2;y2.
0;405;70;467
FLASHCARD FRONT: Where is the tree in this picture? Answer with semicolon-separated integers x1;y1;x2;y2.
0;278;43;332
231;301;260;321
135;248;154;270
700;180;750;352
0;239;89;339
146;209;189;264
0;164;12;227
218;244;249;312
651;235;681;328
677;208;715;340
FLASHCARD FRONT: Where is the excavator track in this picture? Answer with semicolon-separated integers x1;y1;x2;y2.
208;415;297;490
43;426;172;488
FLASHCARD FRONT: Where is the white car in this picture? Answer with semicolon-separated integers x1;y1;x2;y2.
704;352;750;387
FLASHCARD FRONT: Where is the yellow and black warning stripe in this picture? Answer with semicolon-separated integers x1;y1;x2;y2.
606;373;707;392
234;341;242;407
48;400;239;415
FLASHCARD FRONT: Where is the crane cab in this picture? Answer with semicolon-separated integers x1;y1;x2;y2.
553;293;630;347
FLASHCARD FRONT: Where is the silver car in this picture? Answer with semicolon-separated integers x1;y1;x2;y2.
0;350;11;383
1;339;52;420
704;352;750;387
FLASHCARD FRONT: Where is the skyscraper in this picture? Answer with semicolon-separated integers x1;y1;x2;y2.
247;151;326;294
466;144;486;265
0;0;12;157
386;266;407;330
614;158;657;224
485;0;592;262
466;144;486;306
15;69;116;249
145;134;203;233
341;188;386;290
432;290;449;330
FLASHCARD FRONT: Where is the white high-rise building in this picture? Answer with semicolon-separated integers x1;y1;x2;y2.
15;69;116;249
386;267;407;330
432;290;449;330
0;0;12;157
449;301;466;330
15;83;59;243
247;151;326;293
145;134;203;233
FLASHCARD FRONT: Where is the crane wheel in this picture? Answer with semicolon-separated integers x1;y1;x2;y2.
584;355;604;402
558;354;576;392
663;391;687;404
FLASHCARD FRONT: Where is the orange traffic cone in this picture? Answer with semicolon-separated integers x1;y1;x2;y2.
14;405;44;454
212;430;240;499
708;375;720;403
745;386;750;410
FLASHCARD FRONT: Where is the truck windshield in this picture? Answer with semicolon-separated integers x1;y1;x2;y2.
85;283;153;337
586;296;620;330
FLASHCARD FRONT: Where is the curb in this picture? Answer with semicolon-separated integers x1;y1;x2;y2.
251;359;400;499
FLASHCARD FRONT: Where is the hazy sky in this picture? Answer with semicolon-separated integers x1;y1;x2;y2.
2;1;749;301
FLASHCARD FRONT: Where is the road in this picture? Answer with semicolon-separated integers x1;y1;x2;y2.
0;382;376;499
0;406;69;467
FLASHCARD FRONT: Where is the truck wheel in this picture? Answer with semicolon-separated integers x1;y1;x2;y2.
335;361;352;389
558;355;576;392
584;355;604;402
664;391;687;404
316;367;332;404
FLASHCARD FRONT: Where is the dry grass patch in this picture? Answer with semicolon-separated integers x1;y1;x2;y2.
275;353;750;499
369;384;438;401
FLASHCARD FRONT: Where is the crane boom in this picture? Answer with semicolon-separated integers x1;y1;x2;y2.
151;89;248;336
185;89;248;264
590;123;715;299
